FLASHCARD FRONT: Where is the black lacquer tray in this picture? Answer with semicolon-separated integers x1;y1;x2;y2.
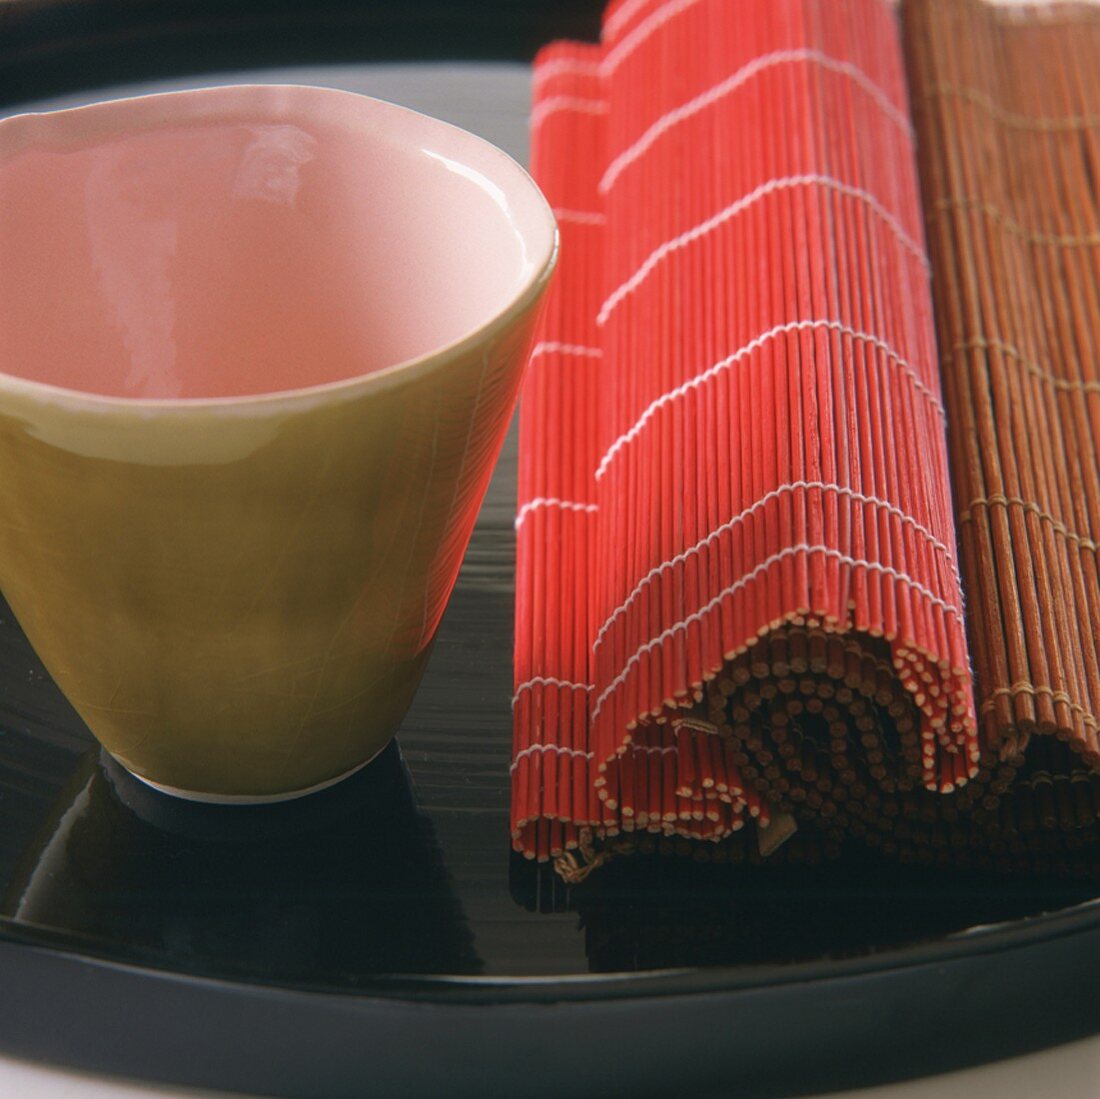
0;6;1098;1097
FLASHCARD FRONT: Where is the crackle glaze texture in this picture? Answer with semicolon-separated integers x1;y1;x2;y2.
0;85;556;798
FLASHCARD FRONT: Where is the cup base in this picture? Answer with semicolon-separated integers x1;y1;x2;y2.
113;743;390;805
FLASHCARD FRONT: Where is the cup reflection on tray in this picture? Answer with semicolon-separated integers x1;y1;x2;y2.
3;740;482;983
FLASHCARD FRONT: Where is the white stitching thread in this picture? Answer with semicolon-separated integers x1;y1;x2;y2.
506;743;686;778
590;543;963;722
529;341;603;360
945;337;1100;394
593;318;944;482
601;0;704;75
514;498;599;531
532;57;603;89
924;82;1100;133
592;480;961;649
551;208;608;225
602;0;658;41
511;743;595;771
600;49;912;194
529;95;608;131
512;677;595;707
602;0;897;51
597;174;928;327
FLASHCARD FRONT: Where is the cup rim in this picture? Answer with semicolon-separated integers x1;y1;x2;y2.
0;83;559;414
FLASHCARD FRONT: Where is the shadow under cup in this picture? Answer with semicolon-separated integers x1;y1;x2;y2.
0;85;557;800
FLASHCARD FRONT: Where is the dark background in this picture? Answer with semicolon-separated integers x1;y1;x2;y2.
0;0;601;108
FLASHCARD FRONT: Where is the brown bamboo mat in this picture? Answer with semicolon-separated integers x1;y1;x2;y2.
899;0;1100;869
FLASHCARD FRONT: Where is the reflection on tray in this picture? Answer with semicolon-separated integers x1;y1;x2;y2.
2;741;482;984
512;847;1098;974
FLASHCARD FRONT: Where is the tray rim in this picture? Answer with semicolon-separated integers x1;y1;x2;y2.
1;900;1099;1098
3;887;1100;1003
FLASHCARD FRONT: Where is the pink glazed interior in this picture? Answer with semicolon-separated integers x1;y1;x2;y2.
0;85;551;400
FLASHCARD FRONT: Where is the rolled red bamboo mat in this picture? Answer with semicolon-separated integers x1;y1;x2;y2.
513;0;981;879
900;0;1100;869
514;40;610;868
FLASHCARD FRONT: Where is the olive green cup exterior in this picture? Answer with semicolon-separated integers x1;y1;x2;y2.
0;88;557;800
